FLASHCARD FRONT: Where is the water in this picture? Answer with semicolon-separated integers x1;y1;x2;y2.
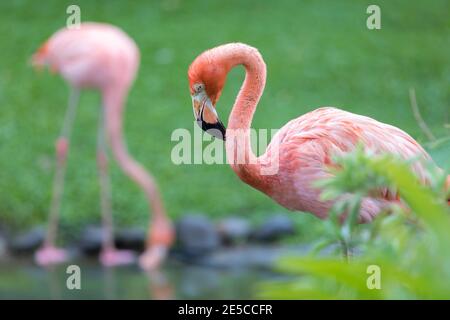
0;259;282;299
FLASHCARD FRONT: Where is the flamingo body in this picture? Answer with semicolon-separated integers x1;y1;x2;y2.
188;43;446;223
33;23;173;269
262;107;430;222
34;23;139;91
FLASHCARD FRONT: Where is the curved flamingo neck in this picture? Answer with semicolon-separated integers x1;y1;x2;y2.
102;85;169;225
212;44;271;193
217;46;267;130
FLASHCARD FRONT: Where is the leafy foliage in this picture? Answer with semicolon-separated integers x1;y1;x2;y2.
261;147;450;299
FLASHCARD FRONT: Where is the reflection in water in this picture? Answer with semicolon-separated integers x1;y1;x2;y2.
103;267;116;300
48;265;61;300
0;259;283;299
176;266;221;298
146;269;174;300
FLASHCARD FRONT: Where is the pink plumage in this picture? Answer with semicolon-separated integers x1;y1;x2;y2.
188;43;448;222
33;22;139;90
33;23;173;269
263;107;431;222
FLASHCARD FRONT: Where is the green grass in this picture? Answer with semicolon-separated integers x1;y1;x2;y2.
0;0;448;233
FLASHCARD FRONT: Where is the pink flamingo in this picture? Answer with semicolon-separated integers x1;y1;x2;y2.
188;43;449;222
32;23;174;268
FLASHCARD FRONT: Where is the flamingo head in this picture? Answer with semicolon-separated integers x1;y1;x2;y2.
31;41;51;72
188;57;228;140
139;217;175;271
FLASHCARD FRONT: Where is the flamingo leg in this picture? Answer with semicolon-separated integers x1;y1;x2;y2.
97;108;136;267
35;88;80;266
97;108;114;252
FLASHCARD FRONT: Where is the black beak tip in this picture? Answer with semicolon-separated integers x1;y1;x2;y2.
197;119;226;141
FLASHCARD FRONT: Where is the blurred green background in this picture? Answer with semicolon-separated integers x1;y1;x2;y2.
0;0;448;234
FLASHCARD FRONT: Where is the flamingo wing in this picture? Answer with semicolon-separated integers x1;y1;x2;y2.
269;107;432;202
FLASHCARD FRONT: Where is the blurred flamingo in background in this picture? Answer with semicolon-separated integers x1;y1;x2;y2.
188;43;449;222
32;23;174;268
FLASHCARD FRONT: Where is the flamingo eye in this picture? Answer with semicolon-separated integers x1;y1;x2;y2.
193;83;204;93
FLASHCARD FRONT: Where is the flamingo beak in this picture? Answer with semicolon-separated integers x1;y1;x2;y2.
192;95;226;140
138;245;168;271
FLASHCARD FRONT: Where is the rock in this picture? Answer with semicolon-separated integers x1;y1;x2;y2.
0;230;7;260
217;217;251;245
78;225;104;255
251;214;296;243
115;228;146;251
196;244;310;269
176;215;220;258
9;227;45;254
